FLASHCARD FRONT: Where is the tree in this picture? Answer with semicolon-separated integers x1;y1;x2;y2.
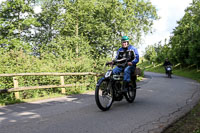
56;0;158;58
169;0;200;66
1;0;159;60
0;0;40;51
144;0;200;68
144;45;156;63
32;0;62;56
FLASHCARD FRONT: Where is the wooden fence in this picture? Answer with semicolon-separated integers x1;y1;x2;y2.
0;72;99;99
0;68;141;99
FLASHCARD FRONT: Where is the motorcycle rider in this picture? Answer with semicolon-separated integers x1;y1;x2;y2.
107;36;139;92
163;58;172;74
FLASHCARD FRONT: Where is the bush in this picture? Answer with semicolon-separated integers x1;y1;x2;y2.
0;49;110;103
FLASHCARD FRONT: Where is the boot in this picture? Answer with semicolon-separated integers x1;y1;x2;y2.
122;81;128;92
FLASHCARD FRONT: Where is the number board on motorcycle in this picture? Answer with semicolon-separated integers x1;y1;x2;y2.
105;70;112;78
167;68;171;71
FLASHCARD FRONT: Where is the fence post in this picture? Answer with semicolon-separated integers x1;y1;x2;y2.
60;76;65;94
13;77;20;99
82;76;85;89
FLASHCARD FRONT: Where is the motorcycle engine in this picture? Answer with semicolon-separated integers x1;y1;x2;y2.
114;81;123;101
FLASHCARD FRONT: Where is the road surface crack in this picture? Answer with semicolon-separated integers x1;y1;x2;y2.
132;86;200;133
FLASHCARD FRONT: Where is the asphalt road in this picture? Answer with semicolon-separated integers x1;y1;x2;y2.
0;72;200;133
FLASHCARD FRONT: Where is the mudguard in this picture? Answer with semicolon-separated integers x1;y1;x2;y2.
96;77;105;87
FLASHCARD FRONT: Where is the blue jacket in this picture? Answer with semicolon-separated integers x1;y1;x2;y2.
115;45;139;65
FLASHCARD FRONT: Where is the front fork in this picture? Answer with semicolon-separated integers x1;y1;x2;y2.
96;77;112;93
106;79;113;92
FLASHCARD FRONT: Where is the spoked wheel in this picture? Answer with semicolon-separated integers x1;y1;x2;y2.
95;78;114;111
125;84;136;103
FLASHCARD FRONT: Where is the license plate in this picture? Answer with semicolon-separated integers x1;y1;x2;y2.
105;70;112;78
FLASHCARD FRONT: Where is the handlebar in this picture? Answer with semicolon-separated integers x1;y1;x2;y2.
114;58;127;63
104;58;131;73
106;58;128;66
106;58;128;69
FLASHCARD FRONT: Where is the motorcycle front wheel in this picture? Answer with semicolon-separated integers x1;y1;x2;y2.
95;78;114;111
125;84;136;103
168;71;172;78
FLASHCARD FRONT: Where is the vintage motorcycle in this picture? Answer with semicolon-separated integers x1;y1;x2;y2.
95;60;137;111
165;65;172;78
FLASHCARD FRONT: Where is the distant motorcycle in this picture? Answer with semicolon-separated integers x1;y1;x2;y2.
95;60;137;111
165;65;172;78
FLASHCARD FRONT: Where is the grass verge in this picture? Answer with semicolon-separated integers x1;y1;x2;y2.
0;86;93;106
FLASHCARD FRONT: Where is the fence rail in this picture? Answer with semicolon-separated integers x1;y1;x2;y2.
0;72;97;77
0;72;99;99
0;68;141;99
7;83;90;92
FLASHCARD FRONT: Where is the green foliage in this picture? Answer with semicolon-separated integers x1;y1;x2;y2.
140;60;200;83
0;0;38;51
144;45;156;62
0;0;159;58
0;0;158;56
0;0;158;105
144;0;200;68
193;129;200;133
0;49;98;104
0;92;22;106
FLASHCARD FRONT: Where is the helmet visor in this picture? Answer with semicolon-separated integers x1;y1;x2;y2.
122;39;128;42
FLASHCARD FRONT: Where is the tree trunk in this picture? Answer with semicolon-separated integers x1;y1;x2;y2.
76;19;79;57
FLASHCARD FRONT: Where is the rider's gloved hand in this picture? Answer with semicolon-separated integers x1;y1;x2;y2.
106;62;111;66
128;62;133;66
106;61;114;66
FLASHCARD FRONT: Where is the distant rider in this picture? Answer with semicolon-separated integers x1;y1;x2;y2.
163;58;172;74
107;36;139;92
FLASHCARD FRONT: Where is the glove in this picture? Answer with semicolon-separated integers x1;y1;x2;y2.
106;61;114;66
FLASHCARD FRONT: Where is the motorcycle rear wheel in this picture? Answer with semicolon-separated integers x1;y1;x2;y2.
168;71;172;78
95;78;114;111
125;84;136;103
